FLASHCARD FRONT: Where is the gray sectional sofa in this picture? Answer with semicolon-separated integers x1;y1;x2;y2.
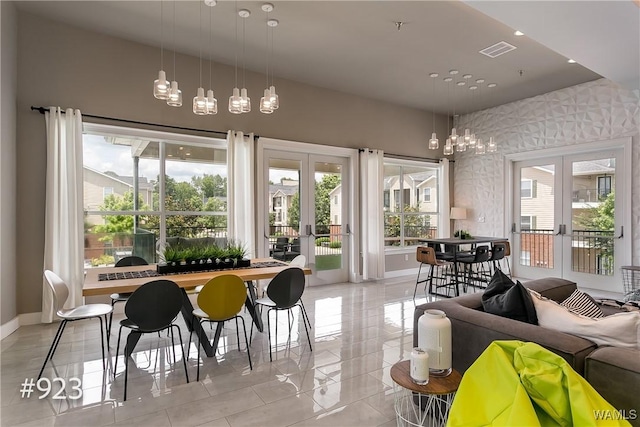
414;277;640;419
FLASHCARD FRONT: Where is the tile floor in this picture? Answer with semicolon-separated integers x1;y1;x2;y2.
1;275;449;427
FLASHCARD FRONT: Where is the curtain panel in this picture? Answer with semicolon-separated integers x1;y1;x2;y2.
42;108;84;323
359;149;385;280
227;131;255;258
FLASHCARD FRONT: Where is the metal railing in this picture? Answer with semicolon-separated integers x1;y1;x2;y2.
520;229;554;268
571;229;614;275
572;188;611;203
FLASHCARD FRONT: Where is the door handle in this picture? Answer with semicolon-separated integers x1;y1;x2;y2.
306;224;316;238
616;226;624;239
555;225;563;235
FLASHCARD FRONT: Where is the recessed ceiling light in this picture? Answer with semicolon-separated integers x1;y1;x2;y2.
487;83;497;88
514;30;524;36
567;59;577;64
444;77;453;82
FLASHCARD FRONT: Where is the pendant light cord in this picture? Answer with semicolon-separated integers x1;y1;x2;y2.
198;0;202;87
160;1;164;69
265;9;269;87
234;1;238;87
208;3;212;88
242;12;246;88
172;0;176;81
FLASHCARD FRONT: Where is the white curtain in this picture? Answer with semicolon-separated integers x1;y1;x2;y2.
440;158;451;238
227;130;255;258
359;149;385;280
42;108;84;323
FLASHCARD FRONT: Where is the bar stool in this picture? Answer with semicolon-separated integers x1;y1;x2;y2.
457;245;490;292
414;246;454;300
488;242;507;276
500;241;512;278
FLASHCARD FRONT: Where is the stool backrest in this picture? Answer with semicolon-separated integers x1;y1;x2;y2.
474;245;490;263
125;280;182;331
266;267;306;309
490;243;506;261
416;246;437;265
115;256;149;267
290;255;306;267
197;275;246;320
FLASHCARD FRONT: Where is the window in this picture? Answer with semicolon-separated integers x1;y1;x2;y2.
103;187;114;200
273;196;281;208
521;215;537;230
521;179;533;198
83;126;227;267
384;161;439;248
424;187;431;202
383;190;390;208
597;175;612;199
334;195;338;205
520;250;531;266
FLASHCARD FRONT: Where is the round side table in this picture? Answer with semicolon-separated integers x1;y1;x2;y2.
390;360;462;427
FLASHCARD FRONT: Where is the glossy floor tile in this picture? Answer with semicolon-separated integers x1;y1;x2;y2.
1;274;453;426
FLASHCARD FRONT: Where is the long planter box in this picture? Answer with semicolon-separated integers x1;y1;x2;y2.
157;258;251;275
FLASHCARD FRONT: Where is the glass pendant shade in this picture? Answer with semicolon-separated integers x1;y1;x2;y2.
487;136;497;153
450;127;458;142
456;139;467;152
464;128;471;142
206;90;218;115
167;81;182;107
428;132;439;150
229;87;242;114
240;88;251;113
443;139;454;156
260;88;273;114
153;70;170;100
476;138;486;154
192;87;208;115
269;85;279;109
468;134;477;148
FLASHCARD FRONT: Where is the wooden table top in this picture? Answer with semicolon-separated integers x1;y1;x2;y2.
83;258;311;297
390;360;462;395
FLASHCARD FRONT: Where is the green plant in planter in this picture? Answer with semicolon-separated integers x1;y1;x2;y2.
226;240;247;259
162;245;181;264
183;247;201;263
454;230;473;239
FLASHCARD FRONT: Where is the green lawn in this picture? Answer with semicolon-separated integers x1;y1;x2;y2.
315;255;342;271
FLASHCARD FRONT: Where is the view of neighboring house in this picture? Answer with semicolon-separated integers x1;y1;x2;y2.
383;171;439;215
329;184;342;227
83;166;154;226
269;179;299;228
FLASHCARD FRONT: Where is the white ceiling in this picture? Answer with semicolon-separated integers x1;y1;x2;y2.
15;1;637;115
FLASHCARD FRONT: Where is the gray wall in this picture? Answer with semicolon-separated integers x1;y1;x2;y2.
1;1;18;325
15;11;448;315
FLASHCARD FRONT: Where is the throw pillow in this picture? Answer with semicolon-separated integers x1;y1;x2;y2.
560;289;604;318
482;270;538;325
529;290;640;349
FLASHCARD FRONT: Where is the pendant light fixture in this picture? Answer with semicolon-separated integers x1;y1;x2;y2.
486;83;498;153
443;76;454;156
167;0;182;107
206;0;217;114
260;3;274;114
153;1;170;100
239;8;251;113
268;17;279;110
455;81;466;152
192;0;208;115
448;70;458;144
428;73;439;150
462;74;473;144
468;84;478;149
228;2;243;114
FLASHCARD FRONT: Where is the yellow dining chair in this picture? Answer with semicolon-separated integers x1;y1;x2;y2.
190;274;252;380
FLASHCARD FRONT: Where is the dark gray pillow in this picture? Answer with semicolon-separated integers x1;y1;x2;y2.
482;270;538;325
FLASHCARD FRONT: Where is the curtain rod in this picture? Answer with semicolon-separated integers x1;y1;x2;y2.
30;106;259;139
358;148;452;163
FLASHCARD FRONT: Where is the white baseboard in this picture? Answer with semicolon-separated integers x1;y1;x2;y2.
19;312;43;326
384;267;419;279
0;317;19;339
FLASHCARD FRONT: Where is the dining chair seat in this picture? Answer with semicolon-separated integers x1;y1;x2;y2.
109;293;131;302
58;304;112;320
254;296;277;307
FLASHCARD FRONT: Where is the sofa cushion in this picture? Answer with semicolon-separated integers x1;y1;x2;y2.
481;270;538;325
561;289;604;318
530;290;640;349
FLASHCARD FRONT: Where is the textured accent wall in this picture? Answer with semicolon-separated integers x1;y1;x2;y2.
454;79;640;265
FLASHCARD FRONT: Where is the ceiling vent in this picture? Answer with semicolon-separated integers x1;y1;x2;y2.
479;41;517;58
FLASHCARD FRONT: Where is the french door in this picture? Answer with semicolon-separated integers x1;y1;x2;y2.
512;144;629;292
262;149;350;285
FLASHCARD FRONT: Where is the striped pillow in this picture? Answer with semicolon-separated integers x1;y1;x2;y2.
561;289;604;318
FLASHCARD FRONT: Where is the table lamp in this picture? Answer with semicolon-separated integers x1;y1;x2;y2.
450;207;467;237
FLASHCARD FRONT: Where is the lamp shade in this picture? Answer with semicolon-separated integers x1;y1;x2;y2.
450;207;467;220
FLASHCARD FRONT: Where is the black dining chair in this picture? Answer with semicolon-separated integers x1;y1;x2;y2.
271;237;290;261
114;279;189;401
251;267;312;361
107;256;149;344
457;245;491;292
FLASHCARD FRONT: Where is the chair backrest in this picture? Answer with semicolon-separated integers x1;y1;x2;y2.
115;256;149;267
44;270;69;313
197;275;246;320
290;254;306;268
274;237;289;251
416;246;437;265
125;280;182;331
502;241;511;256
490;243;506;261
474;245;490;263
266;267;306;309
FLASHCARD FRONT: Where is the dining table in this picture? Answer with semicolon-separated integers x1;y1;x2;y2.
418;236;508;297
84;258;312;358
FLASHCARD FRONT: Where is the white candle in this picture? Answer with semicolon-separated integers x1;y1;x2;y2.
410;347;429;385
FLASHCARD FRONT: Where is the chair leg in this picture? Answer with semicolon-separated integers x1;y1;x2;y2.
196;321;203;382
300;300;311;329
169;326;177;365
38;319;67;380
172;325;189;384
235;317;240;351
98;316;106;371
426;264;435;296
123;332;130;401
114;325;123;379
299;305;313;352
505;258;512;278
108;299;116;345
238;316;252;370
413;263;423;300
267;308;273;362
